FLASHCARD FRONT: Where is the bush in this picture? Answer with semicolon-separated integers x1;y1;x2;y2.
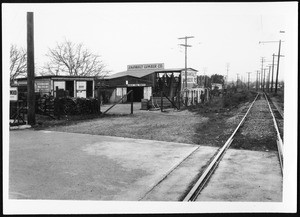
223;90;255;108
53;97;100;117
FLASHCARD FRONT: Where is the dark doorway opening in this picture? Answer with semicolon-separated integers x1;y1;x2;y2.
65;81;74;97
87;81;93;98
127;87;144;102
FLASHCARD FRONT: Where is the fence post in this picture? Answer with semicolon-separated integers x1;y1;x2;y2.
130;90;133;114
161;91;163;112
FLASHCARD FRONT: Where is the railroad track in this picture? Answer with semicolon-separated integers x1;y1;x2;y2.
183;92;284;201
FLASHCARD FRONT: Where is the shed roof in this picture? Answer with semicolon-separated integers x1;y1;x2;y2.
106;67;198;79
16;75;96;81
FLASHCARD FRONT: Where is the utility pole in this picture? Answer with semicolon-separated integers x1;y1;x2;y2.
226;63;230;88
178;36;194;105
203;67;207;88
246;72;251;90
267;65;271;92
178;36;194;90
275;40;281;94
259;38;285;94
263;68;267;92
258;72;261;91
236;73;239;88
260;57;265;91
256;70;259;91
27;12;35;125
271;53;275;92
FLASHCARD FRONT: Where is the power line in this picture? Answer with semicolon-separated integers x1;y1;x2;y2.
259;39;285;94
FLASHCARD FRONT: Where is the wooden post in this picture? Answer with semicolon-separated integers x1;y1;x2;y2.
17;101;19;125
185;90;188;106
130;90;133;114
97;88;101;113
27;12;35;125
177;91;180;110
161;91;163;112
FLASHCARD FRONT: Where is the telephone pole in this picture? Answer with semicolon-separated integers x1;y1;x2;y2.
256;70;259;91
236;73;239;88
246;72;251;90
259;37;285;94
226;63;230;87
263;68;267;92
260;57;265;91
267;65;272;92
275;40;281;93
178;36;194;90
27;12;35;125
271;53;275;92
258;72;261;90
203;67;207;88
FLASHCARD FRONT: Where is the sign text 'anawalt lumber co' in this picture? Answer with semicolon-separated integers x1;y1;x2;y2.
127;63;164;70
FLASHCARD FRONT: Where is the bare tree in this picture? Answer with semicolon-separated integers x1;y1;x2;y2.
10;44;27;84
43;39;109;77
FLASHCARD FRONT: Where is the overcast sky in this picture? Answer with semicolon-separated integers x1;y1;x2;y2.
3;2;298;82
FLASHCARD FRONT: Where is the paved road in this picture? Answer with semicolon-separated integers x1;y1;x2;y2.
10;129;214;201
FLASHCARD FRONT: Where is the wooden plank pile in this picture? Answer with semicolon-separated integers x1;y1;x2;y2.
37;95;100;118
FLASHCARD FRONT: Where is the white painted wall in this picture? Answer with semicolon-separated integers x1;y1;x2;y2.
76;81;86;98
143;86;152;100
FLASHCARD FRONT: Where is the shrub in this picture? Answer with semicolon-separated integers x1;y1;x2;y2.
223;90;255;108
52;97;99;117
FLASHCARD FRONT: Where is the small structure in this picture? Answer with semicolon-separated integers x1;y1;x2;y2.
15;75;95;98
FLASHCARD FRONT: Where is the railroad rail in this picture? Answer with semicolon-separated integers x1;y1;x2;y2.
264;92;284;173
183;92;283;201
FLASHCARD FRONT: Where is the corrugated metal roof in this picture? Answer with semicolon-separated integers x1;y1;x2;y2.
106;68;198;79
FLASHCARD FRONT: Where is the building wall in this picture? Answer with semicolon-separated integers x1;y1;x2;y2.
17;77;95;98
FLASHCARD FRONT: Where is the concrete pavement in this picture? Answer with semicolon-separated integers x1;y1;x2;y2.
9;129;218;201
196;149;282;202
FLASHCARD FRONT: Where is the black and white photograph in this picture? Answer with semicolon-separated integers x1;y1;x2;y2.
2;2;298;214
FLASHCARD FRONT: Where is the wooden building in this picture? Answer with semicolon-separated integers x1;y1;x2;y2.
15;75;95;98
95;63;199;104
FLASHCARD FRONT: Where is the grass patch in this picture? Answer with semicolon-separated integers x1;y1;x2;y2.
34;90;255;147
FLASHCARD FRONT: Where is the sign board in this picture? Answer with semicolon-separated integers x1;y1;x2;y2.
10;87;18;101
127;63;164;71
54;81;65;90
127;84;146;87
36;80;50;93
76;81;86;90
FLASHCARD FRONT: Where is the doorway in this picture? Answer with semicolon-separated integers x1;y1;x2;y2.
127;87;144;102
65;81;74;97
